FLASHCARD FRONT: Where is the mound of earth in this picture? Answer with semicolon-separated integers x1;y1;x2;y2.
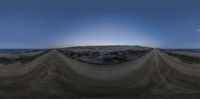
162;50;200;64
0;50;49;65
59;45;152;64
1;48;200;99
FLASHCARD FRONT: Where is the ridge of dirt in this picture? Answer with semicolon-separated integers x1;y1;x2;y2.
1;50;200;99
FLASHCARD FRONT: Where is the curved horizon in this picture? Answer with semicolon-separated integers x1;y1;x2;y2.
1;0;200;49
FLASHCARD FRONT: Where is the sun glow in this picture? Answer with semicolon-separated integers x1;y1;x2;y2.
58;19;159;47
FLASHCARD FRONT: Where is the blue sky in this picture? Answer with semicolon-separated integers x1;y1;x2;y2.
0;0;200;48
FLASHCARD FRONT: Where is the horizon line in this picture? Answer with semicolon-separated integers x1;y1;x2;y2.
0;44;200;49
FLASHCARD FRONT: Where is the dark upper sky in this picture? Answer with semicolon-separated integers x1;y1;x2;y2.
0;0;200;48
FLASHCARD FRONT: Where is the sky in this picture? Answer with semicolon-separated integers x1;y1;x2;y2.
0;0;200;49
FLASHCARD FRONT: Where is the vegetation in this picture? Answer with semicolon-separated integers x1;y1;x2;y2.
18;50;49;63
0;57;18;65
163;51;200;64
59;49;150;65
0;50;49;65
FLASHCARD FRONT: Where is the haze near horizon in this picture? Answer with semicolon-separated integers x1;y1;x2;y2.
1;0;200;49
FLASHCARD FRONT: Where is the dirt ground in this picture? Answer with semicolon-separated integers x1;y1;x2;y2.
1;50;200;99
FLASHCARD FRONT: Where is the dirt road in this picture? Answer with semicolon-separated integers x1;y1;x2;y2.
1;50;200;99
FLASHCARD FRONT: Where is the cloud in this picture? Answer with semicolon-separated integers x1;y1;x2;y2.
197;28;200;32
